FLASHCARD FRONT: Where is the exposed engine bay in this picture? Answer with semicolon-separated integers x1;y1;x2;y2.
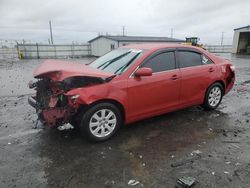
28;75;108;127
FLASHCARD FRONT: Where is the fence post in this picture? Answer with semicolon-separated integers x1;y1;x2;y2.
71;42;74;58
36;43;40;59
54;45;57;58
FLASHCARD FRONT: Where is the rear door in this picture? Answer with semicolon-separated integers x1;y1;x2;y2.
127;50;181;121
177;49;217;105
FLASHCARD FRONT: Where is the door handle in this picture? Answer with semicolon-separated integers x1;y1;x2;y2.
171;75;178;80
208;68;215;72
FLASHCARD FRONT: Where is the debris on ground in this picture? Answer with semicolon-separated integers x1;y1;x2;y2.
177;176;196;187
128;179;140;186
224;171;230;174
222;130;228;137
57;123;74;131
190;150;202;156
171;155;201;167
212;172;215;175
231;143;240;149
32;119;44;129
221;140;240;143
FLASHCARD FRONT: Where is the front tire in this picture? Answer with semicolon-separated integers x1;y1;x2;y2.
80;102;122;142
203;83;223;110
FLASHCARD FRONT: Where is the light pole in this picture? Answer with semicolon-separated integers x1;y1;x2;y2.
49;20;54;44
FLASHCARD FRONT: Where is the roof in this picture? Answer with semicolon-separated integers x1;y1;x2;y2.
234;25;250;31
120;43;220;63
88;35;185;43
120;43;201;50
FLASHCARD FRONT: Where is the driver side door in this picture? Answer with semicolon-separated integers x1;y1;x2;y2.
127;50;181;122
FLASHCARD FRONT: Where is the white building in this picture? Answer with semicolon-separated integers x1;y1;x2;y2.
88;35;184;56
232;25;250;54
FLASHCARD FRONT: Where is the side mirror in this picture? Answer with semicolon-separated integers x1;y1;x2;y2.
134;67;153;77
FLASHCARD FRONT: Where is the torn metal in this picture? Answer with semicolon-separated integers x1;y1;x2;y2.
28;74;111;127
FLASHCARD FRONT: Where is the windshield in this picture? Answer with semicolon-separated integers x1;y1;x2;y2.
89;48;143;75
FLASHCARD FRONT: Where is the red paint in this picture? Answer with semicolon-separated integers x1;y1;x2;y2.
30;43;235;126
33;60;113;80
42;108;69;126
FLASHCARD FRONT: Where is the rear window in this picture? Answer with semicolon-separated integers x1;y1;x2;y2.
202;54;213;65
178;51;202;68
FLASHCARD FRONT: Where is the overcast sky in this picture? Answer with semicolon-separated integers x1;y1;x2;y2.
0;0;249;45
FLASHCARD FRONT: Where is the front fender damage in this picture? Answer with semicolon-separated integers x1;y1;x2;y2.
29;74;113;128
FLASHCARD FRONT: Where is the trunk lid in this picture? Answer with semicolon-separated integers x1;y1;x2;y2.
33;60;114;81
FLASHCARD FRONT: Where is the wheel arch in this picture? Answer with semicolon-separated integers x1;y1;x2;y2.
87;99;126;122
202;80;225;110
208;80;225;95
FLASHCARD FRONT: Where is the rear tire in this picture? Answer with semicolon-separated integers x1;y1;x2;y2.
203;83;223;110
79;102;122;142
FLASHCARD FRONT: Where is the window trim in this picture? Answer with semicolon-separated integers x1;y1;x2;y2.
176;48;215;68
176;49;202;69
201;54;215;65
140;48;176;67
129;48;177;78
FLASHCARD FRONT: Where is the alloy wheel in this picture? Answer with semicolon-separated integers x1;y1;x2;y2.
208;86;222;107
89;109;117;138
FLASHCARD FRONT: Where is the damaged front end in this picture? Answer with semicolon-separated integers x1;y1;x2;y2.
28;75;107;127
28;62;114;127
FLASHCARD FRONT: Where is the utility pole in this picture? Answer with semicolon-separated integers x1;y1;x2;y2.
221;32;224;46
171;28;173;38
122;26;125;36
49;20;54;44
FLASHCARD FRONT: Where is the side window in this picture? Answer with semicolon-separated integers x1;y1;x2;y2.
142;52;175;72
178;51;202;68
202;54;213;65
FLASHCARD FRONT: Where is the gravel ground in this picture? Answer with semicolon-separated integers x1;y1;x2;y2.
0;54;250;188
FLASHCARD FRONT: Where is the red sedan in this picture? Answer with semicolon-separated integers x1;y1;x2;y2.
28;43;235;142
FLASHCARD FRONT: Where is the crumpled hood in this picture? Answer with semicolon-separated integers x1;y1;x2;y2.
33;60;114;81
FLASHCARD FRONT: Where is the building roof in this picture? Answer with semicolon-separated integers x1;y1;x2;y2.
234;25;250;31
88;35;184;43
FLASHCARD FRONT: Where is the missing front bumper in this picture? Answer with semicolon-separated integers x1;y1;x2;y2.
28;96;75;127
28;96;38;109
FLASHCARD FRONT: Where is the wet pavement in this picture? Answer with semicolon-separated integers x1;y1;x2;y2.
0;54;250;188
